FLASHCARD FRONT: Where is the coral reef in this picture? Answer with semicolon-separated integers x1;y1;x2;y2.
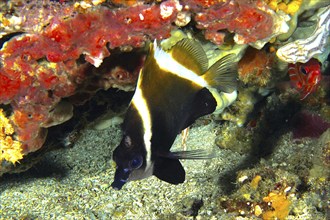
262;190;292;220
216;122;257;154
238;47;275;87
0;0;181;168
219;86;267;127
216;123;329;219
266;0;302;16
0;2;329;210
219;167;297;219
181;0;277;45
0;1;329;218
0;108;23;164
309;129;330;182
276;5;330;63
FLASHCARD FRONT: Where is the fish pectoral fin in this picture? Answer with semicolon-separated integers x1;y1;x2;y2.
202;54;238;93
168;149;216;160
154;158;185;184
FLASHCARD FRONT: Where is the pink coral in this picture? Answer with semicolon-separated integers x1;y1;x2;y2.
181;0;274;45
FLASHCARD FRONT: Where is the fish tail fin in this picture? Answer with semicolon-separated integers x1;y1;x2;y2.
202;54;238;93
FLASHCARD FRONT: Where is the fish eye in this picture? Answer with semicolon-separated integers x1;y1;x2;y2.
130;156;143;169
300;66;307;75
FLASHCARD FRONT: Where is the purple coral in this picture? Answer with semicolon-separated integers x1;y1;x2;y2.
291;110;330;139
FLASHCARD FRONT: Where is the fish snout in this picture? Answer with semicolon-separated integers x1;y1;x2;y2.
111;167;131;190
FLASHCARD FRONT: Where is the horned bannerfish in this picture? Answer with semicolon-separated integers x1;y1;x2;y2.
111;38;237;190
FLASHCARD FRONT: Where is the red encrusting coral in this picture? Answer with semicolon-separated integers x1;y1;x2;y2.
0;1;180;160
181;0;274;45
0;73;21;102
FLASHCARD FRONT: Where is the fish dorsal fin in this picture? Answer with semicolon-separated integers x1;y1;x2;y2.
202;54;238;93
153;158;185;184
168;38;208;75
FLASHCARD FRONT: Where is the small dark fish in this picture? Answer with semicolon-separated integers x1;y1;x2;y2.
111;39;237;190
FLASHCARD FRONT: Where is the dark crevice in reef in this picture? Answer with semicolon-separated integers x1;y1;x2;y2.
1;88;133;182
0;32;24;49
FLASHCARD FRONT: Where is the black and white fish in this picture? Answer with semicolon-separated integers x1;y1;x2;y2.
111;39;237;190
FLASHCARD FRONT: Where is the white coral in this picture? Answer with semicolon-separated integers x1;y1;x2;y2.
276;5;330;63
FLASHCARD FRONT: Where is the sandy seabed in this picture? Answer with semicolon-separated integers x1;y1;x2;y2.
0;116;329;219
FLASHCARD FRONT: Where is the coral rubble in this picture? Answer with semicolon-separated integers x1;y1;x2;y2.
219;167;297;219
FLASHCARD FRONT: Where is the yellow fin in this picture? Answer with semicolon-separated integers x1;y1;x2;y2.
168;38;208;75
202;54;237;93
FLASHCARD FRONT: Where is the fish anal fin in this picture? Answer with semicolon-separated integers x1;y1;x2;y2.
154;158;185;184
203;54;238;93
169;38;208;75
